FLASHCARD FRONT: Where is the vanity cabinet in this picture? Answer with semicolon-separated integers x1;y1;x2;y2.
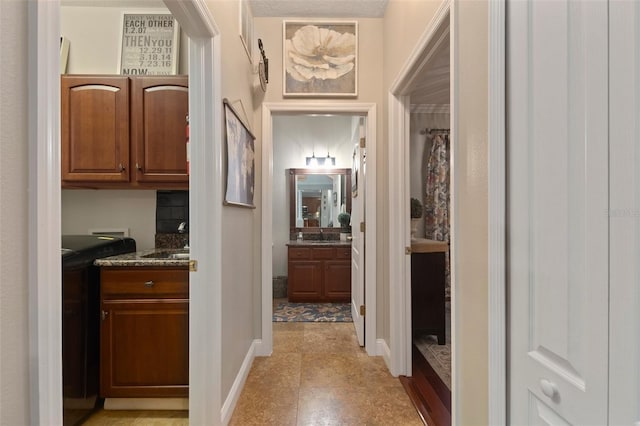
287;244;351;302
61;75;188;189
99;267;188;398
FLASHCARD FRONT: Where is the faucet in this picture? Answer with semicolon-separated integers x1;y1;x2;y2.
177;222;189;249
319;229;324;240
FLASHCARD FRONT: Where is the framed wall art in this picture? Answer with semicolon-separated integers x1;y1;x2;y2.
239;0;254;63
224;99;256;208
118;12;180;75
283;20;358;97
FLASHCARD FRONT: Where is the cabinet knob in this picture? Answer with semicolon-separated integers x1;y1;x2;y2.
144;280;155;288
119;163;126;172
136;163;142;171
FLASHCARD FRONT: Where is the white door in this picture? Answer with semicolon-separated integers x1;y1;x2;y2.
609;2;640;424
507;0;609;424
351;119;365;346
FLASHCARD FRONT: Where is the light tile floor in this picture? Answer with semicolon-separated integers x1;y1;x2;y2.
229;322;423;425
81;322;422;425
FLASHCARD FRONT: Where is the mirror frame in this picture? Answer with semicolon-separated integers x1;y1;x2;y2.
289;168;352;233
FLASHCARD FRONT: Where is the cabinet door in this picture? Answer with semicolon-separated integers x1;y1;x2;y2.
61;76;130;182
324;260;351;302
131;76;189;184
288;261;323;302
100;300;189;398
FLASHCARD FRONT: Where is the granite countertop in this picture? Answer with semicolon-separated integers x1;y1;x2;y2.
94;248;190;267
286;240;352;247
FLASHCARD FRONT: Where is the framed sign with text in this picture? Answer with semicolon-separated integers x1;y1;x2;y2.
118;13;180;76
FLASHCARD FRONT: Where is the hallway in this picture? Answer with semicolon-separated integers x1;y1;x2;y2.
229;322;423;425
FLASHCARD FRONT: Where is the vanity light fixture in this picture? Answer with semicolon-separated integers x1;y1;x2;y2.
305;151;335;167
307;152;318;167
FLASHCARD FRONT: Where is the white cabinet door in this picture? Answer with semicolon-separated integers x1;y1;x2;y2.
609;2;640;424
507;0;609;424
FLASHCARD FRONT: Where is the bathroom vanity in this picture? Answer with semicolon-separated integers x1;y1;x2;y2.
287;241;352;303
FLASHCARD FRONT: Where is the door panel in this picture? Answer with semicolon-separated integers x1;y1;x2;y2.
609;1;640;424
61;76;130;182
507;0;609;424
351;119;365;346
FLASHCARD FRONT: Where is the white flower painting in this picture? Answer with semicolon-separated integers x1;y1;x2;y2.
283;21;358;97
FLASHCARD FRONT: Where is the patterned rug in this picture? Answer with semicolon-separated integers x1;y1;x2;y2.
273;302;353;322
414;303;451;389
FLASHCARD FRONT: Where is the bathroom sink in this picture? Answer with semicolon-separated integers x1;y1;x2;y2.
142;249;189;260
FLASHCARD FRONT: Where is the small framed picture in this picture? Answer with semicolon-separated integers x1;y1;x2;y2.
223;100;256;208
283;20;358;97
239;0;254;63
118;12;180;75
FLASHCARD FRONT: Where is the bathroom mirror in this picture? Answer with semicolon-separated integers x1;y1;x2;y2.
289;168;351;232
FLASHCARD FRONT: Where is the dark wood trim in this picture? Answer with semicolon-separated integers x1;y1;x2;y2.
400;345;451;426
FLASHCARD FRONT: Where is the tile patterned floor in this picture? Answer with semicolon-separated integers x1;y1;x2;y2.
229;322;423;425
81;323;421;425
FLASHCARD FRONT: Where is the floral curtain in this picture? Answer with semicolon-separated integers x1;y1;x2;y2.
424;133;451;297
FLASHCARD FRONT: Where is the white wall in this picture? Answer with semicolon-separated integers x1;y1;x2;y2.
272;115;356;277
453;1;489;423
202;0;258;404
61;5;189;75
62;190;157;249
0;1;30;423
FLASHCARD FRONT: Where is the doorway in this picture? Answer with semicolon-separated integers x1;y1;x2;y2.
387;2;454;424
32;0;222;424
259;103;377;358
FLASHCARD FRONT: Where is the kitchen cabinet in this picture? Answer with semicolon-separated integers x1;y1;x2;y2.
61;75;188;189
287;244;351;302
100;267;188;398
61;76;130;183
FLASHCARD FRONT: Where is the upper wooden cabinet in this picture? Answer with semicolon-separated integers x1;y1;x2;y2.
61;75;189;189
61;76;130;183
131;76;188;184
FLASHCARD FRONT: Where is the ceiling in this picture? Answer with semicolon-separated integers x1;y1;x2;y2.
61;0;388;17
409;39;450;108
249;0;388;18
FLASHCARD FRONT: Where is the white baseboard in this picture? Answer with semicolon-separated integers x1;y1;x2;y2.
103;398;188;410
220;339;258;424
377;338;393;374
253;338;271;357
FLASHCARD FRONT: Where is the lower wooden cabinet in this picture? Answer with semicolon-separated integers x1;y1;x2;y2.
100;267;188;398
287;244;351;302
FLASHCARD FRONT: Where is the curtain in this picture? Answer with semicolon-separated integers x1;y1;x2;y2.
424;133;451;297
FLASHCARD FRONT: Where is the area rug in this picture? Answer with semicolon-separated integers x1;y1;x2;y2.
413;303;451;389
273;302;353;322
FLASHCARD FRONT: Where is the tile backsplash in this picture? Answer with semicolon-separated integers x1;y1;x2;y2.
155;190;189;249
156;190;188;233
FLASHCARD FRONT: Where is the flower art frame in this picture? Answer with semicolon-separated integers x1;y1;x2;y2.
223;99;256;208
283;20;358;97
